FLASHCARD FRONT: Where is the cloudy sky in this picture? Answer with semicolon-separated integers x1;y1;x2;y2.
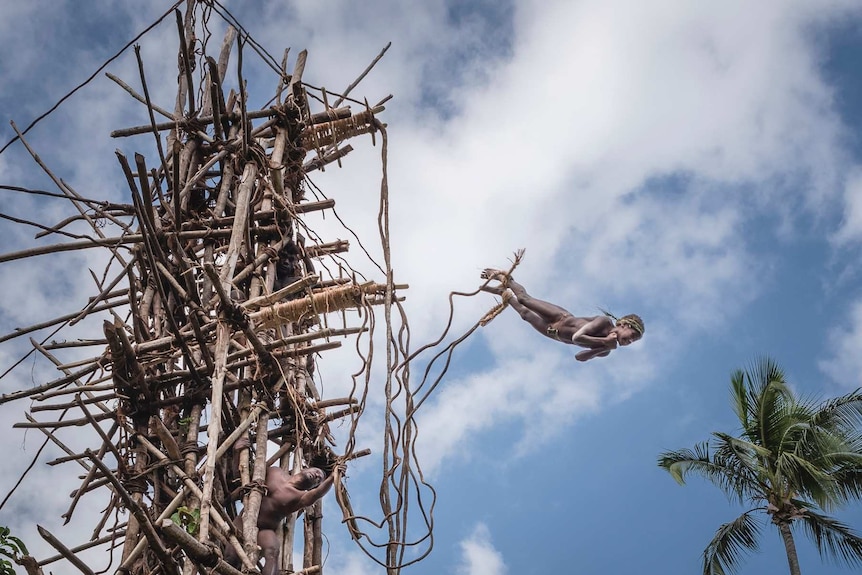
2;0;862;574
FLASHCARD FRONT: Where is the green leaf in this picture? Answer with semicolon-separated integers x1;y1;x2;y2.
171;506;201;536
796;509;862;567
702;510;762;575
7;536;26;556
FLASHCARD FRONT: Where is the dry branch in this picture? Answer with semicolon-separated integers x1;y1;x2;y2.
36;526;96;575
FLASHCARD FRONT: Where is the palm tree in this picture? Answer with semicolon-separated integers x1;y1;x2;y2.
658;357;862;575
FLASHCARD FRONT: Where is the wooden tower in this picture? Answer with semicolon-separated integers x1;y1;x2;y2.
0;2;426;574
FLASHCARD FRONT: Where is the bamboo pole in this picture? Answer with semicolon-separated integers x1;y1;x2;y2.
197;321;230;543
241;415;271;567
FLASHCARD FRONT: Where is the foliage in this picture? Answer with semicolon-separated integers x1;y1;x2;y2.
178;416;193;435
658;357;862;575
0;526;28;575
170;506;201;536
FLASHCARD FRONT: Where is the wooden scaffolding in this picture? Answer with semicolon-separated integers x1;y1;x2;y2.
0;2;432;574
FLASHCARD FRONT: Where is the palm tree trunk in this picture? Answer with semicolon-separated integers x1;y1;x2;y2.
778;522;802;575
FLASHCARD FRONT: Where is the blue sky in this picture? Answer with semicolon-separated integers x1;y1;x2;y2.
2;1;862;574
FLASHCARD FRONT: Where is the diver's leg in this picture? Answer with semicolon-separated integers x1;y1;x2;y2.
481;269;570;328
505;280;571;321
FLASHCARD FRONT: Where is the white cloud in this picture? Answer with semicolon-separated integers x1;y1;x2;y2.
819;298;862;389
834;168;862;244
416;350;603;473
324;550;381;575
457;523;507;575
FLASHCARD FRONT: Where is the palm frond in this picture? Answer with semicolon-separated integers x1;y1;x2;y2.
777;404;818;450
810;390;862;432
745;357;792;450
702;510;763;575
796;509;862;568
730;369;750;430
712;433;770;491
658;443;760;504
713;433;771;460
828;466;862;504
746;356;787;400
776;451;839;507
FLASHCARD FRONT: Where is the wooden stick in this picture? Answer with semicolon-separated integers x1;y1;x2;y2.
241;414;271;567
322;405;359;424
310;397;358;410
289;49;308;95
62;409;119;525
213;404;268;463
304;144;353;172
33;380;113;401
175;9;196;117
41;339;108;350
105;72;176;120
37;530;125;566
70;261;136;327
214;26;236;80
69;478;111;499
0;299;129;344
242;275;319;309
205;58;223;139
110;104;383;138
0;227;309;265
332;42;391;108
0;361;104;405
33;209;133;239
223;341;341;372
16;556;45;575
48;355;108;372
224;327;363;364
197;320;230;543
13;411;114;429
24;413;92;472
160;520;244;575
36;526;96;575
29;339;113;414
30;392;115;412
265;439;296;468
